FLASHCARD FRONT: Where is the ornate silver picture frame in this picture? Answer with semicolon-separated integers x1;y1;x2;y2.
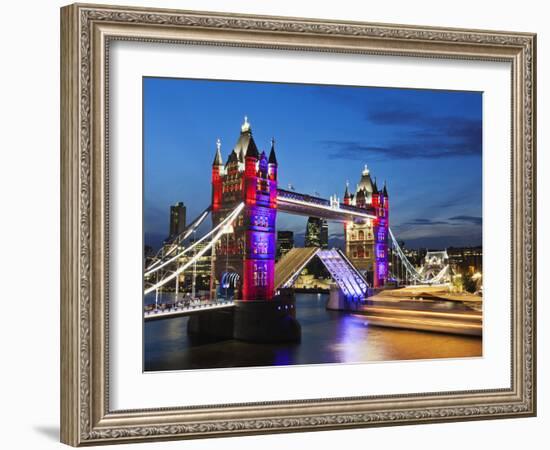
60;3;536;446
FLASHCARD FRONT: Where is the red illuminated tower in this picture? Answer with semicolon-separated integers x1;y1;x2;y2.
210;117;277;301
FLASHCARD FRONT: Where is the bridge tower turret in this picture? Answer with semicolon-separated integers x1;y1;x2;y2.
343;181;352;247
211;138;223;212
268;139;278;209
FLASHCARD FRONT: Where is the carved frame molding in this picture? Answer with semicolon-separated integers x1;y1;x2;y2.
60;3;536;446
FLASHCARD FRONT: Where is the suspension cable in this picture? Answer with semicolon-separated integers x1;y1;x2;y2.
388;228;425;283
144;203;244;294
145;205;239;277
146;207;211;272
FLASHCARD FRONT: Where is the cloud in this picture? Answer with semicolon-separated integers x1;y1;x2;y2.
402;218;450;226
392;213;482;248
448;215;482;225
322;134;479;160
321;109;481;161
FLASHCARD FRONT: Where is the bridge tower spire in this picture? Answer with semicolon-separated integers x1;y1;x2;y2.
343;180;351;202
211;138;223;212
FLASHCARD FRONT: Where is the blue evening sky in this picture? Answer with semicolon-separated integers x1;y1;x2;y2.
144;77;482;251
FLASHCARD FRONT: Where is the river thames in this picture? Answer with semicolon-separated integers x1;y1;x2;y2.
144;293;482;372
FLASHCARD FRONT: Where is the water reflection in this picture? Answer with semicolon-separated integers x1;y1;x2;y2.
144;293;481;372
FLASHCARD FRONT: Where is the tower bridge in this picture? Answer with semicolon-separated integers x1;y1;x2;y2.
144;117;450;341
209;117;389;307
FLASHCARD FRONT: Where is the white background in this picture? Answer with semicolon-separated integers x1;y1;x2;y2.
0;0;547;449
110;42;511;409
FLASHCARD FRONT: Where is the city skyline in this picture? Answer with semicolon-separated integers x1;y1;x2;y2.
144;77;482;251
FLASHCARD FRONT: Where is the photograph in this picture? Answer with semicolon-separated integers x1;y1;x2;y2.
142;78;484;372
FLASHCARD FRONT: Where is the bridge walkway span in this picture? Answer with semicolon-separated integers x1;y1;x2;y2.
144;300;235;321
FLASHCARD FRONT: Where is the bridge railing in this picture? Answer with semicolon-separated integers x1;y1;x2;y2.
144;299;235;319
277;188;331;206
337;202;376;217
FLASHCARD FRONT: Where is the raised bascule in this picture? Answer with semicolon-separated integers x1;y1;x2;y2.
144;118;451;341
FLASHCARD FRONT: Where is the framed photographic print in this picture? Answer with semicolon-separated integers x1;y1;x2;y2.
60;3;536;446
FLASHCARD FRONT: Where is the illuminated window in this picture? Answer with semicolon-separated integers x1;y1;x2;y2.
253;263;268;287
257;180;269;193
257;242;268;254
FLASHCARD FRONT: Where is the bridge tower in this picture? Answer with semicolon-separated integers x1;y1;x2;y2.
343;165;389;288
372;181;389;288
210;117;277;301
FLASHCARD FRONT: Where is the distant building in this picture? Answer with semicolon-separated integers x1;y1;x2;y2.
181;238;211;292
305;217;328;249
403;246;423;268
447;246;483;275
304;218;329;278
321;220;329;249
424;250;449;267
169;202;186;238
277;230;294;260
421;250;451;282
144;245;155;269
